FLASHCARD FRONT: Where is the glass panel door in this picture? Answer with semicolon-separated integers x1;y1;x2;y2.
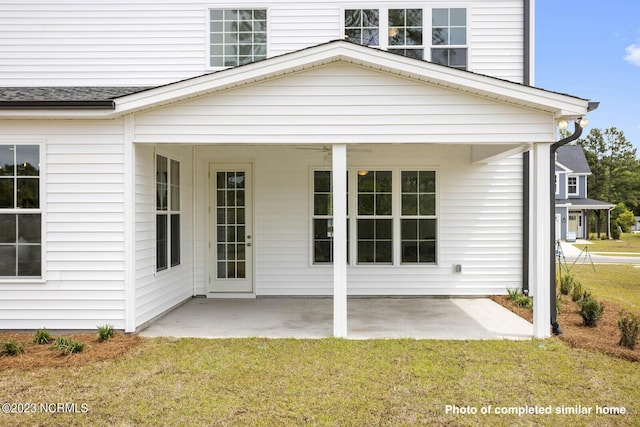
209;164;253;292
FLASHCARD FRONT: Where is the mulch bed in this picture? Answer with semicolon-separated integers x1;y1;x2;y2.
492;295;640;362
0;332;142;370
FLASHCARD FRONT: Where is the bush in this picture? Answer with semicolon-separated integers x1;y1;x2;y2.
507;288;533;309
1;339;25;356
611;225;621;240
50;336;85;355
33;327;52;345
97;324;116;342
558;273;575;295
618;311;639;350
579;297;605;327
571;280;585;302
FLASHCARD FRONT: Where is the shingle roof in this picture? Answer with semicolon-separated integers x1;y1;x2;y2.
556;198;615;209
0;86;152;109
556;145;591;174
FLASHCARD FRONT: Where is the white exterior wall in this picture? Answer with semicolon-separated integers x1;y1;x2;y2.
133;64;551;145
133;144;194;327
189;145;522;296
0;120;128;329
0;0;526;86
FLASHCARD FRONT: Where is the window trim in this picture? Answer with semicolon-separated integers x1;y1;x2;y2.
567;175;578;196
206;7;270;69
309;167;439;267
0;141;45;283
155;152;181;274
341;6;470;69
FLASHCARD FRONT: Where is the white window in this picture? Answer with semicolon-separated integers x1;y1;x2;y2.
209;9;267;67
356;171;393;263
156;155;180;272
312;170;349;264
568;176;578;195
311;169;437;265
400;171;437;263
431;8;468;70
344;7;468;69
0;144;41;278
388;9;424;60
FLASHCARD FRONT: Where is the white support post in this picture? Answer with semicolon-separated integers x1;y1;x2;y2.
332;144;348;338
532;142;551;338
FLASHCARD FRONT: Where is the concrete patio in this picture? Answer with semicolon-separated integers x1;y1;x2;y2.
139;297;533;340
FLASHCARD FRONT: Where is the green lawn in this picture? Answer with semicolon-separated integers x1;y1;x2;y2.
565;264;640;312
1;338;639;426
576;233;640;254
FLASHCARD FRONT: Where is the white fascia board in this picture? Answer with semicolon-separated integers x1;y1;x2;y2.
0;41;590;120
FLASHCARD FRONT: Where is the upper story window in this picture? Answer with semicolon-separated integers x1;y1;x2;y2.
568;176;578;195
344;7;468;70
388;9;424;59
209;9;267;67
345;9;379;46
0;144;41;278
431;8;468;70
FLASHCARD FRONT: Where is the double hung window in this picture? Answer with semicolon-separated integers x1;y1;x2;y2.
312;171;349;263
431;8;468;70
209;9;267;67
312;169;437;266
0;144;41;278
568;176;578;195
156;155;180;272
344;7;468;70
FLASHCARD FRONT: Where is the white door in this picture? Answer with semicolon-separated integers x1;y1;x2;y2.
209;164;253;293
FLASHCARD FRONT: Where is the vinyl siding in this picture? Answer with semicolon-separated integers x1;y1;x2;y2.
134;63;551;145
0;0;526;86
0;120;128;329
191;145;522;296
134;144;194;327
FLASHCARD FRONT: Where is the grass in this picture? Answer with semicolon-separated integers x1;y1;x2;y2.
1;338;639;426
577;233;640;254
564;264;640;312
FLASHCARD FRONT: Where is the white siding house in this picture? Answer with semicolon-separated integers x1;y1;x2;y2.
0;1;593;338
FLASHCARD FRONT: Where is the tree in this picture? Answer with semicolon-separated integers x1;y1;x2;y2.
577;127;640;211
611;203;635;233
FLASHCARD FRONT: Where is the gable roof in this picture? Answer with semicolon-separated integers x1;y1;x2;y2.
556;145;591;174
0;40;591;120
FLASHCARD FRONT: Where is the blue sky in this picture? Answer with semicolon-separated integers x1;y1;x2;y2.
536;0;640;152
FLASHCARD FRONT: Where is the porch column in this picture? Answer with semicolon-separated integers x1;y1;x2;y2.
332;144;348;338
532;142;551;338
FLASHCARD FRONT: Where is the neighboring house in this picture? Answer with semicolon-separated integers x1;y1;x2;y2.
0;1;593;338
634;217;640;232
554;145;614;241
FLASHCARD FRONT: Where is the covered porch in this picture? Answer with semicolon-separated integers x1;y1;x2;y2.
138;297;533;340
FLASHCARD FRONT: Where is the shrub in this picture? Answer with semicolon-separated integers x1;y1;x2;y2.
33;327;52;345
571;280;585;302
507;288;533;309
558;274;575;295
97;324;116;342
579;297;605;327
1;339;25;356
50;336;85;355
556;294;563;315
617;311;639;350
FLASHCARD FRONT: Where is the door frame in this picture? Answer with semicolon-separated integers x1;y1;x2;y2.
207;162;255;294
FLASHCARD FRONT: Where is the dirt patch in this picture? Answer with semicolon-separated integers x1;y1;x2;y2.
0;332;142;370
492;295;640;362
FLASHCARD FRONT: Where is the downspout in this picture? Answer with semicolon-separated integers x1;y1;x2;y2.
521;0;532;295
549;102;598;334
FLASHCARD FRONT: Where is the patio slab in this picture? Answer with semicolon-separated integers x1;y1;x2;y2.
139;297;533;340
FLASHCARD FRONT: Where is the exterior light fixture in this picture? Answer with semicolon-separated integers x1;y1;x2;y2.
558;119;569;130
579;117;589;128
357;170;369;176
